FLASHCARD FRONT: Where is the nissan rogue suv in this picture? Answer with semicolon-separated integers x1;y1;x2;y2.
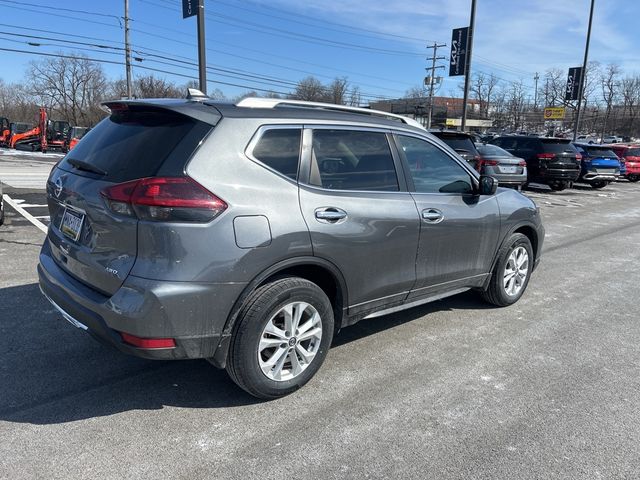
38;96;544;399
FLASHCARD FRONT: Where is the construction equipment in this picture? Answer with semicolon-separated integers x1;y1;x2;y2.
8;107;70;153
62;126;89;153
0;117;10;147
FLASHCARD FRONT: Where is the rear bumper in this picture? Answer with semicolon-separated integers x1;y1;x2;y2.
38;241;246;360
624;163;640;175
581;170;618;181
537;167;580;182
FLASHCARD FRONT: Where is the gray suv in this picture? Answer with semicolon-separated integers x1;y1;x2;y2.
38;97;544;399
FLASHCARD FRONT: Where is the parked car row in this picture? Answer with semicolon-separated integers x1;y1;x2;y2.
431;130;639;191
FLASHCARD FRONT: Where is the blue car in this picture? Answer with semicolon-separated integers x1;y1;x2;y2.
573;143;621;189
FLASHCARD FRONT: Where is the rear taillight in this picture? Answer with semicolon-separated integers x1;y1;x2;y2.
101;177;227;222
518;160;527;167
483;159;499;166
575;153;582;162
537;153;555;160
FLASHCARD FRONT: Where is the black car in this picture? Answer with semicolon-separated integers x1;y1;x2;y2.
490;136;581;191
430;130;481;170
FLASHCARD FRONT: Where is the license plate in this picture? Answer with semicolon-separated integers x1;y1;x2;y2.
500;166;517;173
60;208;84;241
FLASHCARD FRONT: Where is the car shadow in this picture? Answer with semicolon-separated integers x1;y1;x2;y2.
1;283;489;424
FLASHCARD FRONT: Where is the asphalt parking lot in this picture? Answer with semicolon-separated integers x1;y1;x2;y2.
1;149;639;479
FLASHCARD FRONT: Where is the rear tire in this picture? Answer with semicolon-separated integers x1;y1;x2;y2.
590;180;606;189
226;277;334;399
481;233;533;307
628;174;639;182
549;181;567;191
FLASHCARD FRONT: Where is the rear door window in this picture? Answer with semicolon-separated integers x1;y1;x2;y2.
58;108;210;183
310;129;399;191
251;128;301;180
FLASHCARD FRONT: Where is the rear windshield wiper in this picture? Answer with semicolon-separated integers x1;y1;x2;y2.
66;158;107;176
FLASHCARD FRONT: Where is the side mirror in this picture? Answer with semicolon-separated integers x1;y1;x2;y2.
479;175;498;195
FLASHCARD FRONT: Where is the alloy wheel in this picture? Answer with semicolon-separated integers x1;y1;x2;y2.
258;301;323;382
503;246;529;296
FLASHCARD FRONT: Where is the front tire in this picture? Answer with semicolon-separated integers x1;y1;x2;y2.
590;180;606;189
627;174;639;182
226;277;334;399
482;233;533;307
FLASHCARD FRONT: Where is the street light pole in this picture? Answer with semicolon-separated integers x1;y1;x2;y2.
460;0;476;132
572;0;595;141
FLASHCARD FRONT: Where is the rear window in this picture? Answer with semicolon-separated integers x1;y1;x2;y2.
626;148;640;156
584;147;618;159
433;135;478;154
59;108;210;182
476;144;513;157
541;140;577;154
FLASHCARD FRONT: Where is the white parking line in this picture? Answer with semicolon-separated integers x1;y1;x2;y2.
3;194;48;234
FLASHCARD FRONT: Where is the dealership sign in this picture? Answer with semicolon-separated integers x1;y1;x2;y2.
449;27;469;77
182;0;200;18
544;107;566;120
565;67;583;101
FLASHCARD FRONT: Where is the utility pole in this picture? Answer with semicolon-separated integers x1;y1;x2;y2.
425;42;446;129
197;0;207;94
460;0;477;131
533;72;539;110
572;0;595;141
124;0;132;98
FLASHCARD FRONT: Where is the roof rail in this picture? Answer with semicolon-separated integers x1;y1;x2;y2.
235;97;425;130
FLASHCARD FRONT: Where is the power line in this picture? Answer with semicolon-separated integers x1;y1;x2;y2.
140;0;425;57
0;47;294;96
0;1;122;28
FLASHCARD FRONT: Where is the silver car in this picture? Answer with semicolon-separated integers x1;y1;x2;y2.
476;143;528;188
38;96;544;398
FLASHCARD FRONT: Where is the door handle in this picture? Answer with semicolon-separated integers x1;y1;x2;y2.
315;207;347;223
422;208;444;223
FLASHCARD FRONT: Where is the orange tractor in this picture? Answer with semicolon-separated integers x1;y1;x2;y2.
62;126;90;153
8;107;70;153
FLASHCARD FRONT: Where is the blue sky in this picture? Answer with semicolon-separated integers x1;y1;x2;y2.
0;0;638;103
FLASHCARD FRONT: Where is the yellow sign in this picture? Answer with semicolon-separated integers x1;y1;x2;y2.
543;107;565;119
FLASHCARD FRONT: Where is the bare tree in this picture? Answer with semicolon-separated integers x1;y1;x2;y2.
347;86;362;106
470;72;500;117
134;75;181;98
0;79;39;123
326;77;349;105
600;63;621;136
404;85;428;99
290;76;327;102
27;53;107;125
619;75;640;136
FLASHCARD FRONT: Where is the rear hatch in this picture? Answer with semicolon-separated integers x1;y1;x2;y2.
431;132;481;168
45;103;217;296
583;146;621;173
539;139;580;169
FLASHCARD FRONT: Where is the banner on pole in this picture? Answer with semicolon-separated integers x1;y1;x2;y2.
565;67;583;101
182;0;200;18
449;27;469;77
